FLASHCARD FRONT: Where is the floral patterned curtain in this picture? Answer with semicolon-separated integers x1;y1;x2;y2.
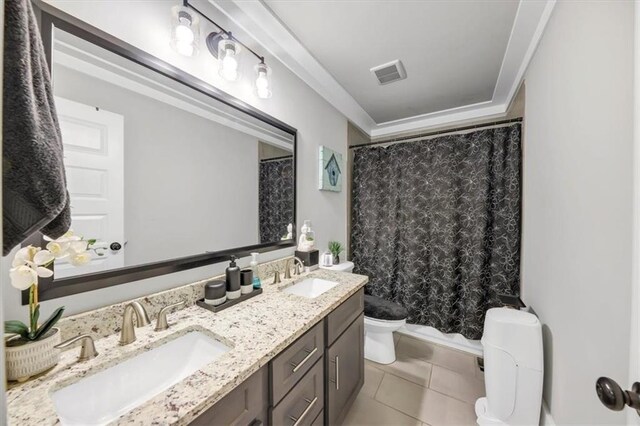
259;157;294;243
350;124;521;339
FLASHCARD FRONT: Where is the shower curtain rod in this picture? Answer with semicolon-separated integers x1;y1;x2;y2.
260;155;293;163
350;117;523;149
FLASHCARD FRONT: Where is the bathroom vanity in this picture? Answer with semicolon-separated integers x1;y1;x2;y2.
5;265;367;425
192;289;364;426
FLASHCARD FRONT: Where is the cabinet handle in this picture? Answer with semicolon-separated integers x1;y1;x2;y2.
290;347;318;373
330;356;340;390
289;396;318;426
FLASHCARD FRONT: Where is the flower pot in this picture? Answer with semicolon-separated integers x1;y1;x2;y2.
332;255;340;265
5;328;61;382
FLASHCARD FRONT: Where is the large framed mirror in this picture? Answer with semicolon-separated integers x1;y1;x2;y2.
27;3;297;303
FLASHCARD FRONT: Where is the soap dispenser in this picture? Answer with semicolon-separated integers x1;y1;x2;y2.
226;256;241;300
250;252;262;289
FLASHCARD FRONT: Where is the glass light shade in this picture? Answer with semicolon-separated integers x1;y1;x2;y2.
218;38;241;82
170;6;199;57
254;62;272;99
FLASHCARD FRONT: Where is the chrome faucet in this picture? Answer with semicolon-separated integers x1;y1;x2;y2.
55;335;98;362
155;301;185;331
284;256;305;279
119;301;150;345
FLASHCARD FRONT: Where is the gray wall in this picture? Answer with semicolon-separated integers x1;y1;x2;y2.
521;1;633;424
53;64;260;265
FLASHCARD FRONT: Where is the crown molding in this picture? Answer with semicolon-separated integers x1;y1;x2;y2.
210;0;556;138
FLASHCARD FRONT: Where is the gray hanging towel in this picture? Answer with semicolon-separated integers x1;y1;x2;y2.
3;0;71;255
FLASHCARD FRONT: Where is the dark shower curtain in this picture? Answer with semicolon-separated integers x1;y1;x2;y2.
351;124;521;339
259;157;294;243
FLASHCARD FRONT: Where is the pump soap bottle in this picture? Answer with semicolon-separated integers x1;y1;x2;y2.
226;255;241;300
250;252;262;289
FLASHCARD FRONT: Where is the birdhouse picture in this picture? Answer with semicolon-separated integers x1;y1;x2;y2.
318;146;343;192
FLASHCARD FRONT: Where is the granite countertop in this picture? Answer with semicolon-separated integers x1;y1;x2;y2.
6;269;368;425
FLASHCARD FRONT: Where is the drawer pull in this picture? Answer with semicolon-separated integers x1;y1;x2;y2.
290;347;318;373
330;356;340;390
288;396;318;426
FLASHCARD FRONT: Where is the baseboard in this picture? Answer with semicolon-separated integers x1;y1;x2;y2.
540;400;555;426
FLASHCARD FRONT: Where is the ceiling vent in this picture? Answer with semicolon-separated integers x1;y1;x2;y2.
370;60;407;85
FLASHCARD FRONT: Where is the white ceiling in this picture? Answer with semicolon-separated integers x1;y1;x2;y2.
264;0;519;124
210;0;556;137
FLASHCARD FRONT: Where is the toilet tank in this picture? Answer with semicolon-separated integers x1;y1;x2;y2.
480;308;543;424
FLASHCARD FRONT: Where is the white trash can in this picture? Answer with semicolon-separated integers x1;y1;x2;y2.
475;308;543;425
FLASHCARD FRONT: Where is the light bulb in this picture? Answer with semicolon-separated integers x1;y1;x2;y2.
256;71;269;90
171;6;198;57
175;22;194;44
254;62;272;99
220;49;238;81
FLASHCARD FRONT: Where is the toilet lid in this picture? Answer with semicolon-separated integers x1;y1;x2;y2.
364;295;408;321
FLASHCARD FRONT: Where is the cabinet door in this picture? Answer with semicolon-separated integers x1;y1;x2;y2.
191;366;268;426
326;314;364;426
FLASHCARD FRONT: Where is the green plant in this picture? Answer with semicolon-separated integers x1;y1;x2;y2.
5;307;65;342
328;241;344;257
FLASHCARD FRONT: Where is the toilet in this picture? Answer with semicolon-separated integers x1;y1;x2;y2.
319;261;408;365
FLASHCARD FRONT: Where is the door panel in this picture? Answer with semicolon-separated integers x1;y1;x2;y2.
55;96;125;277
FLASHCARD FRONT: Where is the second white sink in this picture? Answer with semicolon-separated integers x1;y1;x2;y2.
284;278;339;298
52;330;229;425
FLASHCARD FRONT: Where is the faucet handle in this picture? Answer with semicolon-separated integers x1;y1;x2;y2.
294;263;303;275
155;301;185;331
55;335;98;362
273;270;281;284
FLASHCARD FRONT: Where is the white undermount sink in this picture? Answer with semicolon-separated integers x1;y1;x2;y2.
51;331;229;425
283;277;339;298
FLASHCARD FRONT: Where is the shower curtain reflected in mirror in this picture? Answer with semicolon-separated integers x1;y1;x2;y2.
351;124;521;339
259;156;294;243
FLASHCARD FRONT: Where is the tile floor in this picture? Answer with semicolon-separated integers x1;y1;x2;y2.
343;333;485;426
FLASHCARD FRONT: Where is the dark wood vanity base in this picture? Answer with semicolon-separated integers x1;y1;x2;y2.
192;288;365;426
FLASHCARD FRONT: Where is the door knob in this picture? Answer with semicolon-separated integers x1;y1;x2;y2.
110;242;122;251
596;377;640;416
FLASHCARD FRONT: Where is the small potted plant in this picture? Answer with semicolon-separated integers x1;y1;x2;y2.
4;231;97;382
328;241;344;265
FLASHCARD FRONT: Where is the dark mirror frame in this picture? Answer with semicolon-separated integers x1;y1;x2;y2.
24;2;297;304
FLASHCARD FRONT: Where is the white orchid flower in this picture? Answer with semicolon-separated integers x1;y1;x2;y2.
9;265;38;290
69;252;91;266
69;240;89;254
46;241;70;259
33;249;54;266
9;245;55;290
11;246;35;267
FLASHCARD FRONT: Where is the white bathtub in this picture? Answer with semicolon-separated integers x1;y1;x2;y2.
399;323;484;357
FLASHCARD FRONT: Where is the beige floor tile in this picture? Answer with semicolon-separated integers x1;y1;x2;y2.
361;362;385;398
375;373;476;426
371;352;433;388
396;336;477;377
342;392;423;426
429;365;485;404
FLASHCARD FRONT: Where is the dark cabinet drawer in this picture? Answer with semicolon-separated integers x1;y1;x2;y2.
271;321;324;405
271;358;324;426
191;366;268;426
325;288;364;346
326;313;364;426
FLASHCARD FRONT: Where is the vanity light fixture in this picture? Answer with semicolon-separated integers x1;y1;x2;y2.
255;60;272;99
170;5;199;57
173;0;273;97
